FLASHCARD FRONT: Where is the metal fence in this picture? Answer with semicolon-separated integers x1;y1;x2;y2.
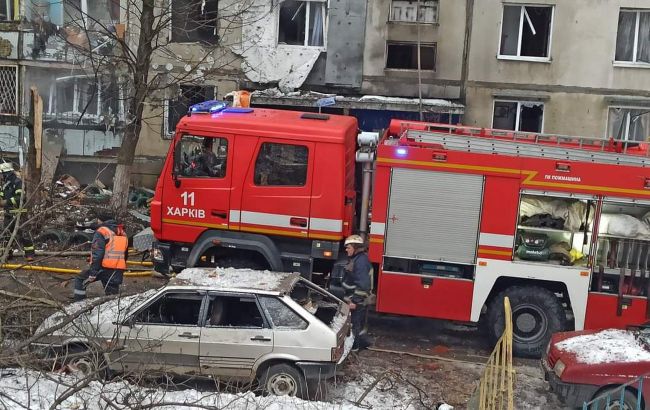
0;66;17;115
469;297;515;410
583;374;647;410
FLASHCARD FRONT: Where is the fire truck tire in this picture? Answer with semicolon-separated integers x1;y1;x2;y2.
486;286;565;358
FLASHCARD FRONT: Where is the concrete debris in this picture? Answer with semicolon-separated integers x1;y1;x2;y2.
132;227;154;251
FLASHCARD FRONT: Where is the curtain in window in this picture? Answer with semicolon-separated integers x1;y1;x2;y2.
629;110;650;142
608;107;628;139
638;12;650;63
308;3;323;47
615;12;636;61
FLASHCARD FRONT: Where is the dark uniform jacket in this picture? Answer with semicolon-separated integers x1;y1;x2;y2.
342;252;372;304
2;172;23;213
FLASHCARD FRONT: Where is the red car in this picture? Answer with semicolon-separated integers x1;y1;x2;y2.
542;328;650;408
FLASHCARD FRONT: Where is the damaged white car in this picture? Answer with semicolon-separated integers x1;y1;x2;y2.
31;268;352;399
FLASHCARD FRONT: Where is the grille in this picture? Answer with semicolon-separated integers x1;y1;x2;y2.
0;66;17;115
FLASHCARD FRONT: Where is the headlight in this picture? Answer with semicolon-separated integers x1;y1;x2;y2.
554;359;566;378
152;247;164;261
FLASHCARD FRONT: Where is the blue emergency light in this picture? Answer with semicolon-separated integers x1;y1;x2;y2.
188;100;228;115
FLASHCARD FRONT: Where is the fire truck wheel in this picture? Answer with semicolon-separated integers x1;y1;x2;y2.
486;286;565;358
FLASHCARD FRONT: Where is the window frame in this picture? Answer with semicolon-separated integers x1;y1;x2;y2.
276;0;328;49
203;292;270;329
0;0;16;21
47;75;103;118
164;84;217;137
384;41;437;71
613;9;650;68
389;0;440;25
253;141;310;187
497;3;554;62
175;134;229;179
606;105;650;141
0;65;17;116
491;99;545;133
129;290;207;327
168;0;219;44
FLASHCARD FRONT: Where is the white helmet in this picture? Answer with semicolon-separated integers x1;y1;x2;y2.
344;234;364;246
0;162;13;173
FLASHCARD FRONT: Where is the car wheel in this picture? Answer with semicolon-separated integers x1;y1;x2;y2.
591;388;640;410
258;363;307;398
485;286;566;358
62;345;108;379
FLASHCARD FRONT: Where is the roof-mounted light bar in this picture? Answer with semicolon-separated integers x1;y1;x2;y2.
188;100;228;115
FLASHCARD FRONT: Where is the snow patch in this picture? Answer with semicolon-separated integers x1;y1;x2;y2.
174;267;293;292
556;329;650;364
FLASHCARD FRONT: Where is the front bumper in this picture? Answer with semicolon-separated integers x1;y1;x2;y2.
295;361;337;381
541;358;599;407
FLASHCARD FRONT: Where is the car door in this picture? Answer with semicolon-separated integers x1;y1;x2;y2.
116;290;206;376
199;293;274;379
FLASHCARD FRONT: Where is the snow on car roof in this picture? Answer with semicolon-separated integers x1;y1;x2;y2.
170;267;300;293
556;329;650;364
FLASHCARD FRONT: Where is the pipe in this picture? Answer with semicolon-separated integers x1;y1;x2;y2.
358;161;373;241
0;264;152;277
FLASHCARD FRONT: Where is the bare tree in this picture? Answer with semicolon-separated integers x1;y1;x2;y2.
27;0;257;211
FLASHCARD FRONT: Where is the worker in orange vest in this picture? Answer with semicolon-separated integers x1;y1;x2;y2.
73;212;128;301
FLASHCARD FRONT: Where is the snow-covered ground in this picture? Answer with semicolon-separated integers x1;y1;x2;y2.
0;368;444;410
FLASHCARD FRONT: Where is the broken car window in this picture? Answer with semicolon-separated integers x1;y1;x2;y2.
290;279;340;327
177;135;228;178
258;297;308;329
278;0;325;47
386;42;436;70
615;10;650;64
133;292;204;326
493;100;544;133
499;5;553;58
254;142;308;186
171;0;218;44
204;295;265;328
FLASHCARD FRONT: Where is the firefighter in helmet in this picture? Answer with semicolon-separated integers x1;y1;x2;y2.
73;212;128;301
343;234;373;351
0;162;35;261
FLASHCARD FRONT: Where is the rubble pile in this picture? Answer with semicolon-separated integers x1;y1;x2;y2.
27;175;154;252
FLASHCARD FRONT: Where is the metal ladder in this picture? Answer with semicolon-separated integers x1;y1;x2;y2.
397;123;650;167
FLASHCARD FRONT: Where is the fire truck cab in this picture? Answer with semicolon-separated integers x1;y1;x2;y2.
151;101;358;279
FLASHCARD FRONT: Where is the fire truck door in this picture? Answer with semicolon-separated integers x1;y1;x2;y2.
240;140;314;238
164;134;233;235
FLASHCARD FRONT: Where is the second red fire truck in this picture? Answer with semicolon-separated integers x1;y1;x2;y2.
151;100;650;357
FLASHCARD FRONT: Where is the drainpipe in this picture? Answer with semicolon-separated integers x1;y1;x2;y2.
356;132;379;241
416;0;423;121
459;0;474;106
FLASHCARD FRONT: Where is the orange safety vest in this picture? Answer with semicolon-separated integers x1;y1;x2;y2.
96;226;127;270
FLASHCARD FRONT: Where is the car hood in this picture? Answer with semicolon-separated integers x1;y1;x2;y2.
549;328;650;384
36;290;157;339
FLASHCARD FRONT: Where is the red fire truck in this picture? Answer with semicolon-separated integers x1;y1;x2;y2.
151;100;650;357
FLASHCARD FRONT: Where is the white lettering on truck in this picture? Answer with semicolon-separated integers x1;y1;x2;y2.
544;174;582;182
166;206;206;218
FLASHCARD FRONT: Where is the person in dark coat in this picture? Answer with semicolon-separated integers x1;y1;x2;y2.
342;234;373;351
0;162;34;261
73;212;128;301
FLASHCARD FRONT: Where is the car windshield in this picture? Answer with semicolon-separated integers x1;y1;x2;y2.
290;278;342;327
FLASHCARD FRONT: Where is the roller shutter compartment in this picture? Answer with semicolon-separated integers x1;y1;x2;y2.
384;168;484;264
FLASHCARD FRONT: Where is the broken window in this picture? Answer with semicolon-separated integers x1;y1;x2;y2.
385;42;436;70
165;85;215;136
493;100;544;132
278;0;326;47
205;295;265;328
615;10;650;64
0;0;15;21
390;0;439;24
176;135;228;178
608;107;650;141
27;0;118;27
0;66;17;115
500;5;553;59
171;0;218;44
254;142;308;186
258;296;308;329
133;292;204;325
48;76;101;117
